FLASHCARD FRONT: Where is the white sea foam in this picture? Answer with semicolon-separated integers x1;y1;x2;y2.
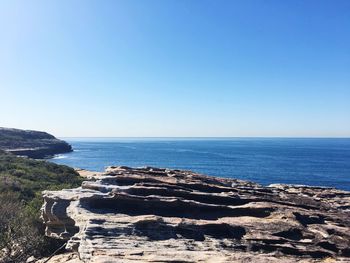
53;154;68;159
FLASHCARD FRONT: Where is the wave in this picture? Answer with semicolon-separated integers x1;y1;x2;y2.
53;154;68;159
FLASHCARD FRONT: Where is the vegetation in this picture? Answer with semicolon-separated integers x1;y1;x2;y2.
0;127;55;149
0;127;72;158
0;150;83;262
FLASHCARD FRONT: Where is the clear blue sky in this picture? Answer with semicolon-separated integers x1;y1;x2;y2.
0;0;349;137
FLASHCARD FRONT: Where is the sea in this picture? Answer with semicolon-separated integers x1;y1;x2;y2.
51;138;350;191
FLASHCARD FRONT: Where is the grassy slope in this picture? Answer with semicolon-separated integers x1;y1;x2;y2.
0;150;83;261
0;150;82;202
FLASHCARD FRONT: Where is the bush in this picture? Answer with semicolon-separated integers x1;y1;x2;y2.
0;192;42;263
0;152;83;262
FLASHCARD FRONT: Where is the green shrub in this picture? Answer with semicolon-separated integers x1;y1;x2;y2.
0;151;83;262
0;192;43;262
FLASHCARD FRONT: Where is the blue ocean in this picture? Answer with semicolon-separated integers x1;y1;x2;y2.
51;138;350;191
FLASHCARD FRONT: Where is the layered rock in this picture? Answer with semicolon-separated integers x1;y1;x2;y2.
41;166;350;262
0;127;72;158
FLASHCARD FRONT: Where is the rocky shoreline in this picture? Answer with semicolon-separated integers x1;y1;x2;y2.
41;166;350;262
0;127;72;158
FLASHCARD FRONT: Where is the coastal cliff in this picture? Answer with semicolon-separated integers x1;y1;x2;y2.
0;127;72;158
41;166;350;263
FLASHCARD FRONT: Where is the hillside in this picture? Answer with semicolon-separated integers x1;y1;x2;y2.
0;127;72;158
0;150;83;262
0;150;82;202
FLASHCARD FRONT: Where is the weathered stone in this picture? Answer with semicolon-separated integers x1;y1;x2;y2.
41;167;350;262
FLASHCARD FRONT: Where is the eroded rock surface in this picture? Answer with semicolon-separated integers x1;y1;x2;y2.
41;166;350;262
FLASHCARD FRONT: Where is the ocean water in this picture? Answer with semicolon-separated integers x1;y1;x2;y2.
51;138;350;191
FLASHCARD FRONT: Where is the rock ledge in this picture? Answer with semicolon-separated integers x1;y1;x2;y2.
41;166;350;262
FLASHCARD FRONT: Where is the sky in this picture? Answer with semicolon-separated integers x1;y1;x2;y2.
0;0;349;137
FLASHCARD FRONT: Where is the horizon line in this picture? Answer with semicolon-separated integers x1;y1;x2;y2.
59;136;350;139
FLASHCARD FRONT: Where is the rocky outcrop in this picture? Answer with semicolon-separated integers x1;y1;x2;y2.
41;166;350;262
0;127;72;158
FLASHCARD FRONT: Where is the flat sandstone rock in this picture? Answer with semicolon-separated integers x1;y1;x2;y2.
41;166;350;262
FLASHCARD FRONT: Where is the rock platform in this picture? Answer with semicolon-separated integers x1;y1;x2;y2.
41;166;350;262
